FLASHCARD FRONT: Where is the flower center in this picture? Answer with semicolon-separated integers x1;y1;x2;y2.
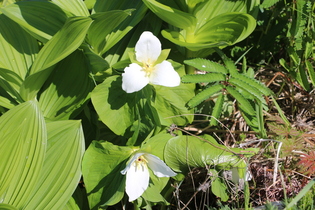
142;62;155;77
133;155;148;172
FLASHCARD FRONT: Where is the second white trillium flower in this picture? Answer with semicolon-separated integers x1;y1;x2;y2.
120;152;177;202
122;31;181;93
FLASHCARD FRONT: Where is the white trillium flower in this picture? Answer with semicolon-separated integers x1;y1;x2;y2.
122;31;181;93
120;152;177;202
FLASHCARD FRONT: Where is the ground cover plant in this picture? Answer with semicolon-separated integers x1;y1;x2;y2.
0;0;314;209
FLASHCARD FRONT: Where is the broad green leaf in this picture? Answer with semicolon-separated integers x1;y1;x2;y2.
0;14;38;82
0;100;46;208
91;76;158;137
88;10;134;55
39;50;94;120
1;1;68;43
0;204;18;210
82;141;134;209
142;0;197;30
164;135;255;173
24;120;85;209
187;83;224;107
184;58;228;74
211;176;229;201
52;0;90;17
182;73;226;83
20;16;93;101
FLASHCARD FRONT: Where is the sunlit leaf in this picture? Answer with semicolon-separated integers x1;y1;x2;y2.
0;100;46;208
24;120;85;209
1;1;68;43
52;0;90;17
20;16;93;101
39;50;94;120
82;141;133;209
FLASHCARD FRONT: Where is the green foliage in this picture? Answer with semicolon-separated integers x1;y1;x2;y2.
183;53;272;132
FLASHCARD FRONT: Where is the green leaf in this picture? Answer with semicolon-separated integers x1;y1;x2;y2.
0;14;38;82
142;0;197;30
52;0;90;17
228;77;267;104
0;204;18;210
39;50;94;120
182;73;226;83
164;135;254;173
20;16;93;101
82;141;134;209
211;176;229;202
231;73;272;96
88;10;134;55
184;58;228;74
209;93;224;126
305;60;315;87
24;120;85;209
1;1;68;43
187;83;224;107
0;100;46;208
91;76;159;138
225;86;255;115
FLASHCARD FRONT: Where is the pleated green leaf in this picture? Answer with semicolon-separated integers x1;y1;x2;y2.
82;141;133;209
39;50;94;120
184;58;228;74
187;83;224;108
182;73;226;83
52;0;90;17
0;100;47;208
1;1;68;43
195;13;256;45
88;10;134;55
165;135;256;173
142;0;196;30
0;14;38;81
23;120;85;209
0;204;18;210
20;16;93;101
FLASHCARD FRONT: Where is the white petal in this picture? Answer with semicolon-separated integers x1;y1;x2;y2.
122;63;149;93
121;153;144;175
145;154;177;177
125;159;150;201
135;31;161;64
149;61;181;87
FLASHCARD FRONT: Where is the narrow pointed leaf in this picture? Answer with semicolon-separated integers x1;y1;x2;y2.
187;83;224;107
1;1;68;43
209;93;224;126
24;120;85;209
184;58;228;74
0;100;46;208
182;73;226;83
20;16;93;101
225;86;255;114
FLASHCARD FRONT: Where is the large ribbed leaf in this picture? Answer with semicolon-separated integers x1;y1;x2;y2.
1;1;67;43
39;50;94;120
0;100;47;208
87;10;134;55
24;120;85;209
0;14;38;81
142;0;196;30
20;16;93;101
52;0;90;17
